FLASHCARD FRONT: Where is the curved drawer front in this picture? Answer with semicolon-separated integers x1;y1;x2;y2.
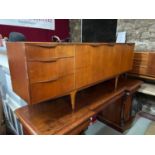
30;74;75;104
27;61;59;84
25;44;75;61
27;58;74;84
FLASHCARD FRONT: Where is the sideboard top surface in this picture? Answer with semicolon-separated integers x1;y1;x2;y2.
6;42;135;46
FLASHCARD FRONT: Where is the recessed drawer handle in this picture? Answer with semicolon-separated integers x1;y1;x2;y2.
32;77;59;84
89;43;115;47
28;57;59;62
27;43;57;48
91;43;114;47
107;43;115;46
90;44;102;47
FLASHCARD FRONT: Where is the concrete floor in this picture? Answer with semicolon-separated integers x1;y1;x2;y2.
84;116;154;135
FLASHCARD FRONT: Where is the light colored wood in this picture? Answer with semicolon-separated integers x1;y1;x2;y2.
116;44;134;73
70;90;77;110
26;43;75;61
115;76;119;90
27;57;74;84
30;74;74;104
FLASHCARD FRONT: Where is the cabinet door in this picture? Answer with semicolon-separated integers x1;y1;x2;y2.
75;44;121;89
116;44;134;74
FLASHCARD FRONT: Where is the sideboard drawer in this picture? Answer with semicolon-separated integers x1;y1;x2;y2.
26;44;75;61
28;61;59;84
27;57;74;84
30;74;75;104
26;44;57;61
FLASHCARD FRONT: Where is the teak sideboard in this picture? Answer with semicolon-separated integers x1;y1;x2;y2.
7;42;134;110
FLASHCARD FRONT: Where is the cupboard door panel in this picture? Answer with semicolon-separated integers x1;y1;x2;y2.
75;44;122;89
116;44;134;73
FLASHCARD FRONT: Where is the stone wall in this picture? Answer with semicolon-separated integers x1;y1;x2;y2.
69;19;155;51
117;19;155;51
69;19;82;42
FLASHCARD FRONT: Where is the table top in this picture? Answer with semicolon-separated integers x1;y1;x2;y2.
15;78;142;135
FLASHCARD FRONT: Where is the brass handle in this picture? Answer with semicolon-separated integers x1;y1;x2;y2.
28;57;59;62
32;77;59;84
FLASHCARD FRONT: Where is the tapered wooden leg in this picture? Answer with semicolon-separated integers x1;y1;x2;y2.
70;90;77;110
115;76;119;90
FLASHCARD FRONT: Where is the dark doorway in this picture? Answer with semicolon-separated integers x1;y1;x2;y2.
82;19;117;43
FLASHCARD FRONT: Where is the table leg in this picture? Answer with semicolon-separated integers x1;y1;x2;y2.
70;90;77;110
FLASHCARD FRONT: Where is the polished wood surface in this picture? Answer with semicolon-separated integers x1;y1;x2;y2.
27;57;74;84
7;43;31;103
130;52;155;80
75;44;121;88
16;96;94;135
15;78;142;135
7;42;134;109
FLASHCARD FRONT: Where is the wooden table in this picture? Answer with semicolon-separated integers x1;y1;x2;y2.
98;77;143;132
15;78;142;135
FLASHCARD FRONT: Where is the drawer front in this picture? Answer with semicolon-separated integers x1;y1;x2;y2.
28;61;59;84
30;74;75;104
28;58;74;84
25;44;75;61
